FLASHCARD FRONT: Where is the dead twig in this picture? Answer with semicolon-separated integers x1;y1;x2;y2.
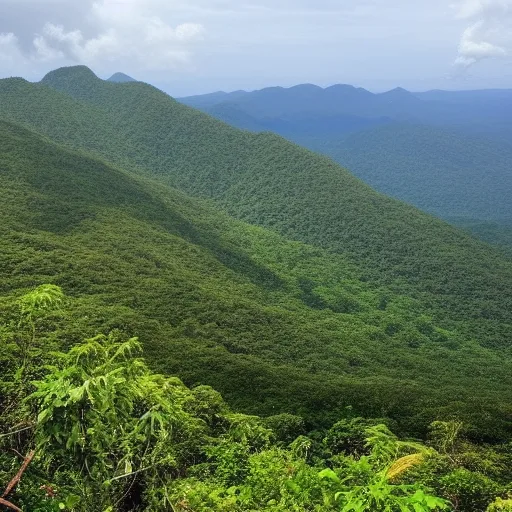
3;450;35;498
0;426;33;440
0;497;22;512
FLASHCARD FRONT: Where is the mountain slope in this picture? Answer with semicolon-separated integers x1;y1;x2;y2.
299;123;512;222
6;119;512;437
180;83;512;235
1;67;512;353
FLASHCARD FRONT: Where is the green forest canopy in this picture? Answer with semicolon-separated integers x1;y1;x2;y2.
2;65;512;510
0;71;512;438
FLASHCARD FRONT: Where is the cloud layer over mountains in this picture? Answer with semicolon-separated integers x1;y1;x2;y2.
0;0;510;92
0;0;204;75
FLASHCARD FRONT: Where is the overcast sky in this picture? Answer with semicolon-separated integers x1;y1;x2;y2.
0;0;511;96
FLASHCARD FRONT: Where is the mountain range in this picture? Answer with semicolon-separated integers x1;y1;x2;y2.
1;66;512;440
179;83;512;248
179;83;512;133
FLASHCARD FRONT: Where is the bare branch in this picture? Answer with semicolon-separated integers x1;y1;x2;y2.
0;497;22;512
3;450;35;498
0;426;33;439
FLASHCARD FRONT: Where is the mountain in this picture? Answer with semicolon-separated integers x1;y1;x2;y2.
299;123;512;223
179;89;248;109
181;82;423;120
107;71;137;83
2;67;512;438
179;82;512;130
178;83;512;238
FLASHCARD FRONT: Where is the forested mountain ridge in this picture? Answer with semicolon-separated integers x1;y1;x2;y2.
2;66;510;347
179;81;512;252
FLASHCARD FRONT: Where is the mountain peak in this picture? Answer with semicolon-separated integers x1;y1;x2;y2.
378;87;422;107
325;83;374;97
325;83;356;91
39;66;104;101
381;86;414;97
107;72;137;83
41;65;99;84
288;83;323;92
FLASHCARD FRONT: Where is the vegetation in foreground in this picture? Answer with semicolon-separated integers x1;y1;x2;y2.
2;285;512;512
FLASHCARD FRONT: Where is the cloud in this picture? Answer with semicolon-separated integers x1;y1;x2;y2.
0;32;34;76
1;0;205;76
0;32;20;59
454;0;512;68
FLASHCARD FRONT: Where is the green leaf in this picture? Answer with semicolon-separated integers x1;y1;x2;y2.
319;468;341;483
65;495;81;508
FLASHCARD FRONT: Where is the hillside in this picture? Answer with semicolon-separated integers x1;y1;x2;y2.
179;83;512;235
5;118;512;438
0;67;512;348
2;67;512;437
300;123;512;223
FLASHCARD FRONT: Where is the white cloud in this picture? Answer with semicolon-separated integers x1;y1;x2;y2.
454;0;512;68
456;0;511;18
3;0;205;74
33;33;65;61
0;32;36;77
0;33;22;61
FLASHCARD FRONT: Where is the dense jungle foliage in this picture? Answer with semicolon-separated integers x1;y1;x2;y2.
2;67;512;509
3;119;512;437
2;285;512;511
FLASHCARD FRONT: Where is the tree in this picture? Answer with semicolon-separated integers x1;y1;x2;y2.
29;332;204;510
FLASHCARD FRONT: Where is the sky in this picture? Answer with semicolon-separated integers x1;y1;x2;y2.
0;0;511;96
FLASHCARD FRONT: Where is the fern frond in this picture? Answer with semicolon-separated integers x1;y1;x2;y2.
386;453;424;481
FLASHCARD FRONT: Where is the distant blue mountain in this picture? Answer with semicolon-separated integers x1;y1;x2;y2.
179;83;512;135
107;72;137;83
178;83;512;246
